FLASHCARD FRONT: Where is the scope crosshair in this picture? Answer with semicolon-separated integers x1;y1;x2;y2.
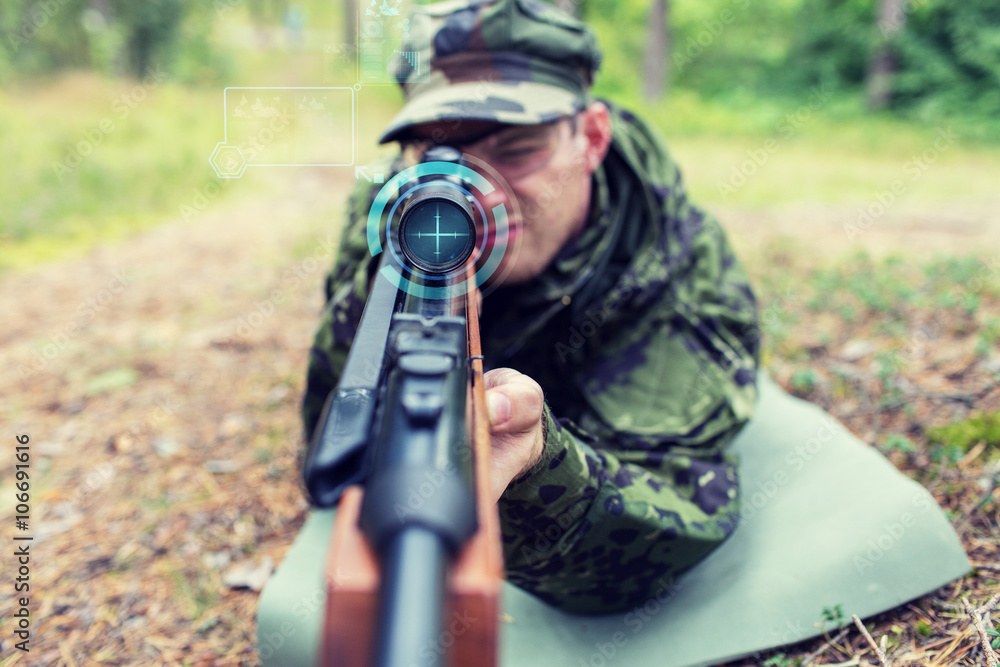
398;186;476;275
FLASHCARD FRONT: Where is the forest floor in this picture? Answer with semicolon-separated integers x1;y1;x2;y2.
0;165;997;666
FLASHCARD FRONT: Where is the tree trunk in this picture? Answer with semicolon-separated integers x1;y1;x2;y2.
644;0;670;100
556;0;579;19
344;0;357;59
867;0;907;110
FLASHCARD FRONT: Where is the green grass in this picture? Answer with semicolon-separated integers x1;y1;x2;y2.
927;412;1000;457
646;90;1000;208
753;249;1000;374
2;44;999;272
0;72;224;270
0;44;404;272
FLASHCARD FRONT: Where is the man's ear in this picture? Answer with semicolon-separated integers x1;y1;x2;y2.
578;101;612;174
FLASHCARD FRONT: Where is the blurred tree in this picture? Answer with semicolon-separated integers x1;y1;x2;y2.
787;0;1000;118
643;0;670;100
867;0;906;110
344;0;357;56
88;0;112;23
894;0;1000;117
1;0;91;74
248;0;288;46
107;0;185;78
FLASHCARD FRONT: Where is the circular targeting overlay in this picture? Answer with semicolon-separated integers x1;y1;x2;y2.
399;197;475;274
366;160;520;300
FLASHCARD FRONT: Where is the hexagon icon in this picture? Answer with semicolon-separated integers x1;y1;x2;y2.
210;143;247;178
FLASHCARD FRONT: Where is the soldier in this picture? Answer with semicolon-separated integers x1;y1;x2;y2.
302;0;759;614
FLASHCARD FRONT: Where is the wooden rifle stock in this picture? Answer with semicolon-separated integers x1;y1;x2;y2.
321;275;503;666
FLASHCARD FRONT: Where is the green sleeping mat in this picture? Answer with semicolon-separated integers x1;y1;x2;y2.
256;374;970;666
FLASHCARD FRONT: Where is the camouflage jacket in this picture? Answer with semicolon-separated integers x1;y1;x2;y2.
302;103;759;614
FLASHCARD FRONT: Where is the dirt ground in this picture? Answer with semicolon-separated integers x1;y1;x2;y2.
0;168;996;666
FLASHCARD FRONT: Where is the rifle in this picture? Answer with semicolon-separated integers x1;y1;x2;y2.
302;147;504;667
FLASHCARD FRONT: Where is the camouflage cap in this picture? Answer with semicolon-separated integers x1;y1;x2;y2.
378;0;601;144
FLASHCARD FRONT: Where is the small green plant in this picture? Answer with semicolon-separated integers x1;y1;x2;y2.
84;366;140;396
962;293;981;316
838;303;858;323
875;319;908;337
929;443;967;465
763;654;800;667
926;411;1000;454
915;619;933;637
875;350;904;379
986;627;1000;650
821;604;847;628
935;291;958;309
882;433;917;454
857;284;891;312
875;351;905;407
790;369;819;394
975;317;1000;357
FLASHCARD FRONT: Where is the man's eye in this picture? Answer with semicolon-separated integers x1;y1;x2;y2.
494;145;546;161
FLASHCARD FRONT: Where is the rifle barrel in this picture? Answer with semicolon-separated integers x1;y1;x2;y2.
374;529;449;667
359;300;478;666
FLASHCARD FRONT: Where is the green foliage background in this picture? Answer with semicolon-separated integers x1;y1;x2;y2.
2;0;999;125
785;0;1000;119
0;0;230;82
1;0;997;269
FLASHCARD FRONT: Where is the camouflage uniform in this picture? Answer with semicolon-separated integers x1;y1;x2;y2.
302;0;759;615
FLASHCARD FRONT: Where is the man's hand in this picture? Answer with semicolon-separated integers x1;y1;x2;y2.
484;368;545;505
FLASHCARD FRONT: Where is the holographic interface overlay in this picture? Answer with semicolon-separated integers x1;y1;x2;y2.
209;87;355;178
356;0;429;86
366;157;521;300
398;190;476;275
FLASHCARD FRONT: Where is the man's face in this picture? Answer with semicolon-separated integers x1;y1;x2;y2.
403;103;611;285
